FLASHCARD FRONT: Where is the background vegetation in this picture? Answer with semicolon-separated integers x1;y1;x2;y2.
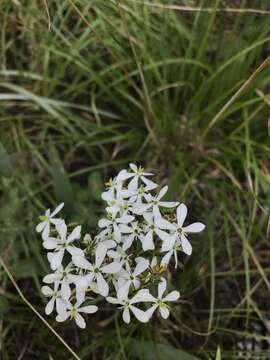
0;0;270;359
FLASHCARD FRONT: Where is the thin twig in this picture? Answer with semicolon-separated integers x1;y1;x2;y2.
202;55;270;140
0;256;81;360
124;0;270;15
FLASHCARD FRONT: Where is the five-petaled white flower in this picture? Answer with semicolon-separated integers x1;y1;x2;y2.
161;203;205;257
72;243;121;296
36;203;64;240
145;279;180;319
41;283;66;315
117;163;157;191
56;300;98;329
134;186;178;217
106;284;149;324
98;209;134;243
45;221;83;270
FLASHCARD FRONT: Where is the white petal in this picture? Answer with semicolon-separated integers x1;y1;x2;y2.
163;291;180;302
117;169;133;181
56;298;67;315
56;221;67;240
41;285;53;296
158;279;167;298
96;273;109;296
102;262;121;274
177;203;187;227
160;251;173;267
181;234;192;255
129;163;137;172
131;289;156;303
45;298;55;315
117;215;134;224
56;311;70;322
78;305;98;314
95;243;107;268
51;202;64;217
127;176;139;191
72;256;93;271
159;201;178;208
153;205;161;218
41;222;50;240
67;225;81;243
75;313;86;329
183;222;205;233
49;250;64;271
130;305;149;323
43;273;60;283
113;223;122;243
60;280;71;301
36;221;46;233
155;217;175;231
159;306;170;319
98;218;111;228
106;297;123;305
142;231;154;251
67;246;84;257
122;307;131;323
132;204;151;215
155;229;171;242
42;238;58;250
122;235;134;251
133;259;149;276
157;186;168;200
141;176;157;190
161;234;177;252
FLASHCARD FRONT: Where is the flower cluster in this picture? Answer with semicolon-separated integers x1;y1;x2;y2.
37;164;205;328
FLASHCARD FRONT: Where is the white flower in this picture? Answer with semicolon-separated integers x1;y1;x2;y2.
117;257;149;290
98;209;134;243
117;163;157;191
106;284;149;324
41;283;66;315
102;182;136;216
43;263;79;301
56;300;98;329
161;203;205;256
146;279;180;319
44;222;83;270
141;186;179;217
107;245;136;273
72;243;121;296
138;212;173;251
119;222;143;251
36;203;64;240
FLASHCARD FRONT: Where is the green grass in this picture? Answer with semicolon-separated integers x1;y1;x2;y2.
1;0;270;359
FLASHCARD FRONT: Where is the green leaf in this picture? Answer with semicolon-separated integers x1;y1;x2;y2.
0;142;13;177
215;347;222;360
130;339;199;360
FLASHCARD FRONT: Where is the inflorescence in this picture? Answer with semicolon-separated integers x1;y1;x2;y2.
37;164;205;328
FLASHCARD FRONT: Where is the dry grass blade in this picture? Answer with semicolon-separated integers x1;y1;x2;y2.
247;245;270;293
42;0;51;31
202;55;270;139
124;0;270;15
0;257;81;360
